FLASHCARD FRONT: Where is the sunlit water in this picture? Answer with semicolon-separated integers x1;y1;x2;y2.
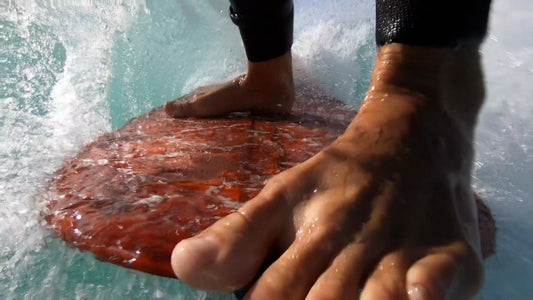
1;0;531;299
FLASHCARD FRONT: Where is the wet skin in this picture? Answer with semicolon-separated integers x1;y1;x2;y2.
165;53;295;118
168;44;486;299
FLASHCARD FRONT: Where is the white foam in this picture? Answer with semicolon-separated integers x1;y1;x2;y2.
0;1;155;298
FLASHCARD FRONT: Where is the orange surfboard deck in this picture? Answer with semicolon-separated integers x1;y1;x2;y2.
43;85;495;278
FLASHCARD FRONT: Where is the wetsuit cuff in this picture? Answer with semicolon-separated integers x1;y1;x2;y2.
229;3;294;62
375;0;492;47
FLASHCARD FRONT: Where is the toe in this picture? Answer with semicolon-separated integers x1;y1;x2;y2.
405;243;483;300
164;96;195;118
171;209;279;291
164;79;250;118
164;84;230;118
171;166;319;291
244;226;343;299
306;242;372;300
171;187;293;291
359;250;413;300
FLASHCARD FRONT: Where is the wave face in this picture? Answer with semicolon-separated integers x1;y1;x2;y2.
1;0;532;299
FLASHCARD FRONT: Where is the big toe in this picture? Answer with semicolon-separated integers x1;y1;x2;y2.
164;80;248;118
164;97;195;118
171;207;282;291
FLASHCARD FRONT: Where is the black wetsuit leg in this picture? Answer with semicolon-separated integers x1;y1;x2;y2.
376;0;492;47
229;0;294;62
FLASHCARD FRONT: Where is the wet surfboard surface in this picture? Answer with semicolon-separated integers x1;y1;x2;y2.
43;85;496;278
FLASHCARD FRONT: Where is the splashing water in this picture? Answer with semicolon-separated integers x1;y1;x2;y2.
1;0;532;299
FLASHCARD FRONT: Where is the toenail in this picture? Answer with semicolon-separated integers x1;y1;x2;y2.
180;236;221;266
407;284;430;300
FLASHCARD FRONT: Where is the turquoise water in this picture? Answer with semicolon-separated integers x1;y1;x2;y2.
1;0;532;299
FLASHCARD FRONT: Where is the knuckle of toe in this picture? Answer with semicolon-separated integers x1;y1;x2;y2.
364;279;404;300
255;180;292;207
306;289;343;300
253;281;292;300
182;100;194;112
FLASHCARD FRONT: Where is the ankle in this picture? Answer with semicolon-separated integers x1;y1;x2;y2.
444;46;485;127
244;52;294;92
371;44;455;99
368;44;484;129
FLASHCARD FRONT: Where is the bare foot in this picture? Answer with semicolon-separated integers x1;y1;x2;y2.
164;53;295;118
171;44;486;299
